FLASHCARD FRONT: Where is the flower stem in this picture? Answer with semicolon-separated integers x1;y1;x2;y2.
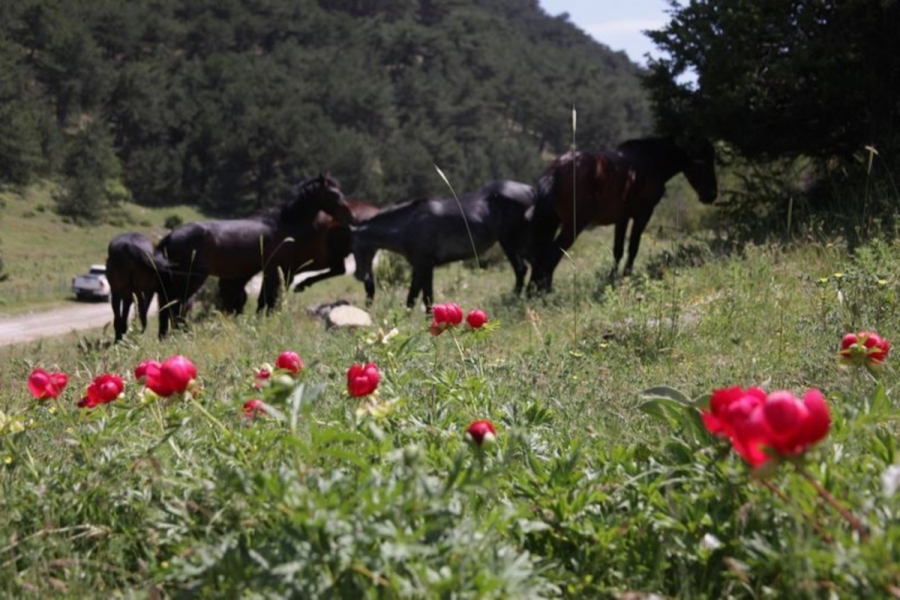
796;464;868;541
758;479;833;544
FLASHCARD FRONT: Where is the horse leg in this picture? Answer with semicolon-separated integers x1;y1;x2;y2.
499;239;527;296
541;223;578;292
111;292;125;342
137;292;151;333
258;270;280;314
407;267;423;309
219;278;248;315
624;211;654;277
527;204;561;295
364;274;375;307
611;218;629;279
422;266;435;313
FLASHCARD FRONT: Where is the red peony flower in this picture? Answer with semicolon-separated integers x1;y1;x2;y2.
430;302;466;335
466;309;488;329
78;374;125;408
27;368;68;400
445;302;463;325
465;419;497;448
347;362;380;397
243;399;265;419
275;351;303;375
432;304;449;325
134;360;160;384
703;386;831;468
145;355;197;397
840;331;890;370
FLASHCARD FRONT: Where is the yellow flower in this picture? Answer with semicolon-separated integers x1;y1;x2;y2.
3;456;12;465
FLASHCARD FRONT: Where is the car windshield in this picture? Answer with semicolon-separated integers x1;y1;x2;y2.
88;267;106;275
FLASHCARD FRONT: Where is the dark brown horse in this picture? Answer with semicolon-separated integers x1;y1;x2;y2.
528;137;718;293
155;174;352;335
351;180;535;312
219;198;381;314
106;232;173;342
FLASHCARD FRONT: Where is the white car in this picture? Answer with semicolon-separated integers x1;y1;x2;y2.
72;264;110;301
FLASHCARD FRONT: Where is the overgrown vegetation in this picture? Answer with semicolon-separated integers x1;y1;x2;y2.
1;212;899;596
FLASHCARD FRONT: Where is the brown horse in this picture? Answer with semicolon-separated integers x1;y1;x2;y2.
528;137;718;293
106;232;173;342
155;174;352;335
219;198;381;314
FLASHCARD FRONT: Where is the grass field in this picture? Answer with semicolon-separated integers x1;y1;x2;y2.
1;181;899;597
0;184;203;313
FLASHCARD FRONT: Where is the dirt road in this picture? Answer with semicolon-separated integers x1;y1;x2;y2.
0;260;358;347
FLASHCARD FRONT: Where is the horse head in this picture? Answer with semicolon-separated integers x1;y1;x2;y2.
682;140;718;205
316;172;355;226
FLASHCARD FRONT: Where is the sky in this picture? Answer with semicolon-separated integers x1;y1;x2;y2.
537;0;673;67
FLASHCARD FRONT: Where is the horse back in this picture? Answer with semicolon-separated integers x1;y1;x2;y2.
107;232;161;293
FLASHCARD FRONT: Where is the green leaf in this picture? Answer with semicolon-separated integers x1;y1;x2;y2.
640;385;692;406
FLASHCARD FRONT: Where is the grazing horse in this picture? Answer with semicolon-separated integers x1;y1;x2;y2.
528;136;718;293
220;198;381;314
106;232;173;342
351;180;535;312
155;174;352;335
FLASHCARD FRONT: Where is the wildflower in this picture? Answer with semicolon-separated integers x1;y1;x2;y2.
243;399;265;419
144;355;197;397
133;360;159;384
702;387;831;468
78;374;125;409
466;309;488;330
254;365;272;389
465;419;497;448
347;362;380;397
840;331;890;371
27;368;68;400
430;302;464;335
275;351;303;376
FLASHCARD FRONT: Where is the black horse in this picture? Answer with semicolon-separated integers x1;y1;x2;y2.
528;137;718;293
106;232;173;342
155;174;352;335
351;179;535;312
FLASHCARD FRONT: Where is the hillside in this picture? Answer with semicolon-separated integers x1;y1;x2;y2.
0;0;651;219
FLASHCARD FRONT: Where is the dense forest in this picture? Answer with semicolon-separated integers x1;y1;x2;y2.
0;0;652;220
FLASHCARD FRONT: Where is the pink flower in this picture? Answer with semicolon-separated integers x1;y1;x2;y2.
466;309;488;329
144;355;197;397
347;362;380;397
840;331;890;370
243;399;264;419
465;419;497;447
78;374;124;409
275;351;303;376
27;368;68;400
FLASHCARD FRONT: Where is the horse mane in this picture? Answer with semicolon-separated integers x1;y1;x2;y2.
253;174;343;225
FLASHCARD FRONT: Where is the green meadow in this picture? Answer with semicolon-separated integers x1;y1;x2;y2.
1;181;899;598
